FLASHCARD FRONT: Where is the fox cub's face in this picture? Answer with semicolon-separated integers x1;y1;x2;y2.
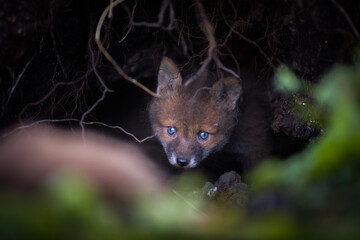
149;57;242;168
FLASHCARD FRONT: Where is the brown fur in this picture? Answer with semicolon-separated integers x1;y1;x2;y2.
149;57;248;169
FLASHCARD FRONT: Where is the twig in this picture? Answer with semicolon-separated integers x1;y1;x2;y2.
223;44;241;78
18;78;82;122
85;121;155;143
95;0;160;98
80;35;114;141
118;24;133;44
192;86;214;99
185;0;218;86
1;118;154;144
214;56;240;79
185;0;240;86
232;28;276;70
330;0;359;39
125;0;174;30
6;55;35;105
218;0;276;70
172;189;207;217
50;0;67;78
109;0;115;18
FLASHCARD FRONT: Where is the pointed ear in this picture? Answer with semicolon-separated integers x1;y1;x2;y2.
157;57;182;97
211;77;242;111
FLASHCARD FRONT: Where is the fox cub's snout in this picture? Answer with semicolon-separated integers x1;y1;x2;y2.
149;57;242;168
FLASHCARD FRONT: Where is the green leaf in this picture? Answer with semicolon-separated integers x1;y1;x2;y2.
274;66;301;92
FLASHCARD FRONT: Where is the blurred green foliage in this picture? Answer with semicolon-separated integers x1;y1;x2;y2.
274;65;301;93
1;60;360;239
252;59;360;239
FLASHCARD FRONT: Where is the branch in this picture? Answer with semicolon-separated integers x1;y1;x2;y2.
18;77;82;122
219;0;276;70
125;0;175;30
185;0;217;86
330;0;359;39
6;55;35;106
95;0;160;98
185;0;240;86
1;119;154;144
172;189;207;217
80;36;114;140
232;27;276;70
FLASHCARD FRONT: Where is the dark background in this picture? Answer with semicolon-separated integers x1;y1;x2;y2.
0;0;359;171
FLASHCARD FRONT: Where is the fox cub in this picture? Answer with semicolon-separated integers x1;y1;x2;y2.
149;57;270;171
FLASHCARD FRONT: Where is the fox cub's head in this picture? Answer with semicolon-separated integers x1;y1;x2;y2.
149;57;242;168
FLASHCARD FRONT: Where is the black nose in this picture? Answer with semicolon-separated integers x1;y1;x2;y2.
176;158;189;167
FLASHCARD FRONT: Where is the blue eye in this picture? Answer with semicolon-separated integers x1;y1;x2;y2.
167;126;176;135
198;131;209;140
